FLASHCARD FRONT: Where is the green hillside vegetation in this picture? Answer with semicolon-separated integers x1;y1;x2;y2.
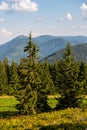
1;35;87;63
0;96;18;112
0;96;87;130
43;43;87;63
0;33;87;129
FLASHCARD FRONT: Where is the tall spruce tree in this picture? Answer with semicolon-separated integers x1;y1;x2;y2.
16;33;40;114
0;61;8;95
49;61;59;89
3;58;10;94
3;58;9;85
36;61;54;112
9;61;20;95
78;62;87;95
56;43;82;109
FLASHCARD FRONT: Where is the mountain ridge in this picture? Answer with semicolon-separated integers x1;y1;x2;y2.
42;43;87;63
0;35;87;63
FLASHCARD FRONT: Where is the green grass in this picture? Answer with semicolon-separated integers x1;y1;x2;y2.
0;96;18;112
0;108;87;130
48;97;57;108
48;94;60;108
0;95;87;130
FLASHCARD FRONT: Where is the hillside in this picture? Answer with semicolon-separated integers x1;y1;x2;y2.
0;96;87;130
0;35;87;63
42;43;87;63
0;35;64;63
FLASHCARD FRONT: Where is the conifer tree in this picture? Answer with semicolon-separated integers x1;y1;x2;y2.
3;58;10;94
0;61;8;95
49;61;59;90
78;62;87;82
16;33;40;114
9;61;20;95
78;62;87;94
56;43;82;109
36;61;54;112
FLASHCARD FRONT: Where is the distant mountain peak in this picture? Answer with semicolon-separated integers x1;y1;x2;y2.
0;35;87;63
14;35;28;40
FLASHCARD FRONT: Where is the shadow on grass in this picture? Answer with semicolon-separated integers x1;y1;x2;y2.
0;111;19;118
39;123;87;130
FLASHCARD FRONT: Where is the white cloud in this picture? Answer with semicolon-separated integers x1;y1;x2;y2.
80;3;87;19
0;28;13;36
0;1;9;10
65;13;72;21
80;3;87;14
57;13;72;23
12;0;38;12
0;18;5;22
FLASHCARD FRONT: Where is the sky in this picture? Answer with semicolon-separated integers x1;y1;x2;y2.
0;0;87;44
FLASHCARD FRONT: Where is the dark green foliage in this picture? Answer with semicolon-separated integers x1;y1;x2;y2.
24;33;39;63
49;61;60;93
1;37;87;115
16;84;37;115
56;43;84;109
78;62;87;94
8;61;20;95
41;61;54;95
36;62;54;112
9;61;19;84
16;33;40;114
17;58;40;114
40;123;87;130
16;33;55;114
17;58;28;85
43;42;87;64
3;58;9;84
78;62;87;82
0;61;8;95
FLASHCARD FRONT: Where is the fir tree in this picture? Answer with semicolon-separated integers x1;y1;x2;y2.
3;58;9;83
9;61;20;95
36;61;54;112
56;43;82;109
49;61;59;91
16;33;40;114
0;61;8;95
78;62;87;95
3;58;10;94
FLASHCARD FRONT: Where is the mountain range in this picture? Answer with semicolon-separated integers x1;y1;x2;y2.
42;43;87;63
0;35;87;63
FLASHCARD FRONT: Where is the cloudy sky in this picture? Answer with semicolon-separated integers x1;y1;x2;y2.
0;0;87;44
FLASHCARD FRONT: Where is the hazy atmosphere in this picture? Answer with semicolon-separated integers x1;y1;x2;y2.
0;0;87;44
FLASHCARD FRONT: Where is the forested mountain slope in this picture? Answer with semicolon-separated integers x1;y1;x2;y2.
0;35;87;63
42;43;87;63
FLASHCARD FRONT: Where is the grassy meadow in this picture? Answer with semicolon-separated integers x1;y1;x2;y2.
0;95;87;130
0;96;18;112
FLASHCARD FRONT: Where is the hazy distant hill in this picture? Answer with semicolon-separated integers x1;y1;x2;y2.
0;35;87;63
59;36;87;44
42;43;87;63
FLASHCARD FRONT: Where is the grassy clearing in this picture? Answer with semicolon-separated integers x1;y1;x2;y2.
0;95;58;112
0;95;87;129
0;96;18;112
48;97;57;108
0;108;87;130
47;94;60;108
